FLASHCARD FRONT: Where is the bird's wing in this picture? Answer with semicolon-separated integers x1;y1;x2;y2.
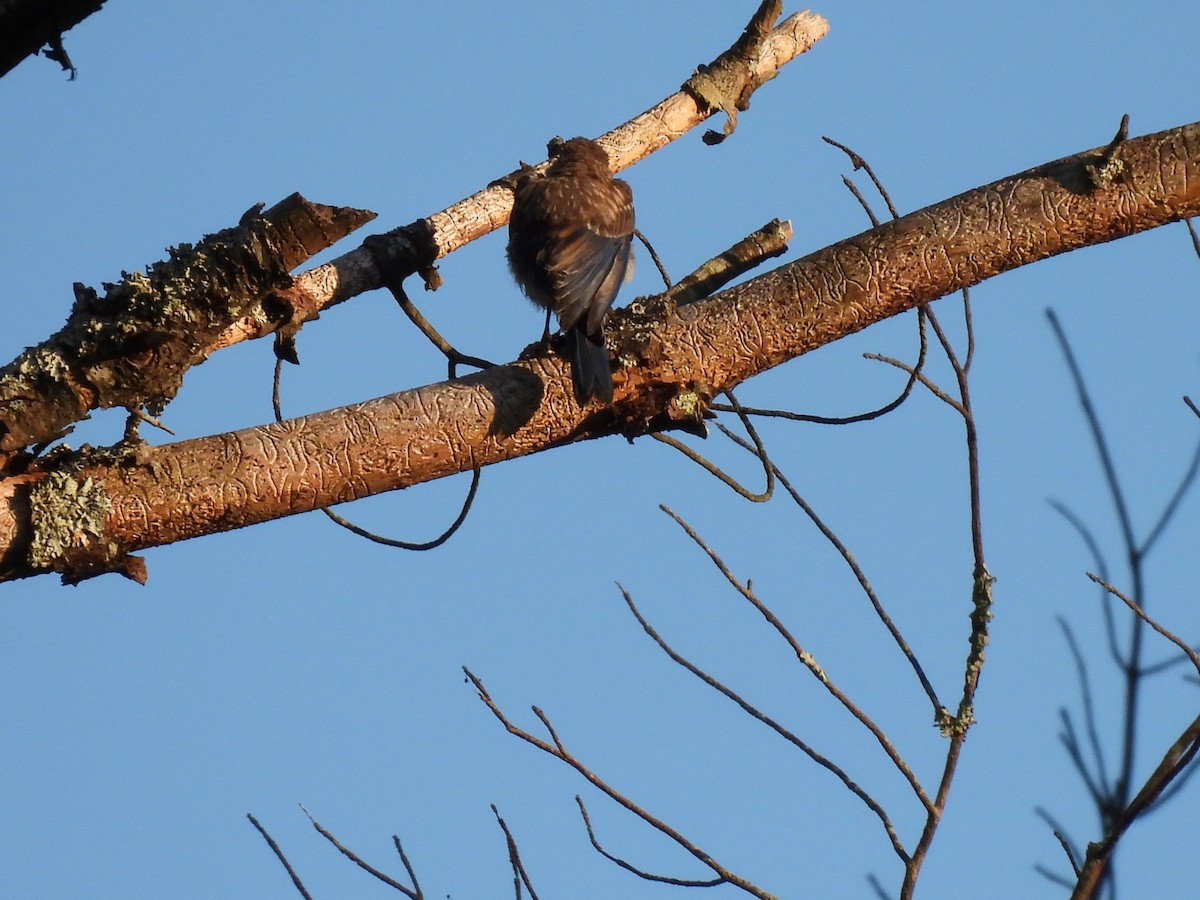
544;181;634;335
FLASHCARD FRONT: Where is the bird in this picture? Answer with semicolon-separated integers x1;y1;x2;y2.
506;136;635;405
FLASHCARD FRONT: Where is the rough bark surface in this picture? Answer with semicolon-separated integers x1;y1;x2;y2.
2;121;1197;582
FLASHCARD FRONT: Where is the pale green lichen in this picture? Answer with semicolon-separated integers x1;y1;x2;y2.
673;391;701;417
27;470;114;570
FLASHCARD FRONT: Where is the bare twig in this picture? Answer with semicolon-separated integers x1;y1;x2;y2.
1139;436;1200;557
651;390;774;502
867;872;894;900
1056;616;1112;801
1048;500;1121;665
246;813;314;900
1046;310;1137;573
1047;307;1145;895
634;229;673;290
1086;576;1200;678
491;805;539;900
837;174;881;227
711;307;930;425
575;796;724;887
1185;218;1200;261
387;279;495;379
274;355;483;550
393;836;424;900
822;136;900;220
620;581;912;859
319;468;481;551
464;668;778;899
721;427;947;721
300;805;422;898
658;506;930;820
864;352;966;415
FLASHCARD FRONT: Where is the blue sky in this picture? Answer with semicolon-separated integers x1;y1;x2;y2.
2;2;1198;897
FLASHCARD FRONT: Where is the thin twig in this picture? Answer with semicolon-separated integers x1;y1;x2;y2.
389;281;496;379
720;428;947;720
634;229;673;289
300;804;422;898
822;136;900;219
320;467;481;550
1086;575;1200;678
866;872;894;900
1138;436;1200;557
274;355;483;550
1053;830;1083;877
864;353;966;415
1056;615;1112;800
575;796;725;887
658;506;931;819
1185;218;1200;261
710;307;929;425
246;813;314;900
1046;310;1137;575
1048;501;1121;666
1047;307;1145;873
1059;708;1106;807
491;805;540;900
838;174;880;227
393;836;424;900
620;582;912;858
1035;780;1084;885
464;668;779;899
961;287;977;374
651;389;774;502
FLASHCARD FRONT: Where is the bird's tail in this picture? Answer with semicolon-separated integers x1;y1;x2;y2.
565;325;613;405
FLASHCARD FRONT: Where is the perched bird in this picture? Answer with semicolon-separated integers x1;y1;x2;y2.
506;136;635;405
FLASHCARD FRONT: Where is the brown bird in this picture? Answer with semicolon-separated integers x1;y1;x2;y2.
506;136;635;405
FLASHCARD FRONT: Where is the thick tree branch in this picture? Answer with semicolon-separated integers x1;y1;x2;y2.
264;8;829;333
0;195;374;459
2;121;1198;582
0;0;105;80
0;5;827;463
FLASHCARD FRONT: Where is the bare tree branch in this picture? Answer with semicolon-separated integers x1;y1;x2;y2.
246;813;314;900
464;668;776;898
5;119;1200;581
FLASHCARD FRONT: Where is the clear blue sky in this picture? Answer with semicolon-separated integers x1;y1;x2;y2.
3;2;1198;897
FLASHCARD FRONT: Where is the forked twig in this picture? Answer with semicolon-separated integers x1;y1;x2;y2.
1069;577;1200;896
620;578;914;858
464;668;776;899
823;135;901;220
491;805;540;900
300;805;423;898
575;796;724;887
1055;616;1112;802
651;389;774;502
718;429;946;720
657;504;934;817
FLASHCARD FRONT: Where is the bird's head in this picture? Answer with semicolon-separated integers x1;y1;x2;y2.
546;136;612;177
